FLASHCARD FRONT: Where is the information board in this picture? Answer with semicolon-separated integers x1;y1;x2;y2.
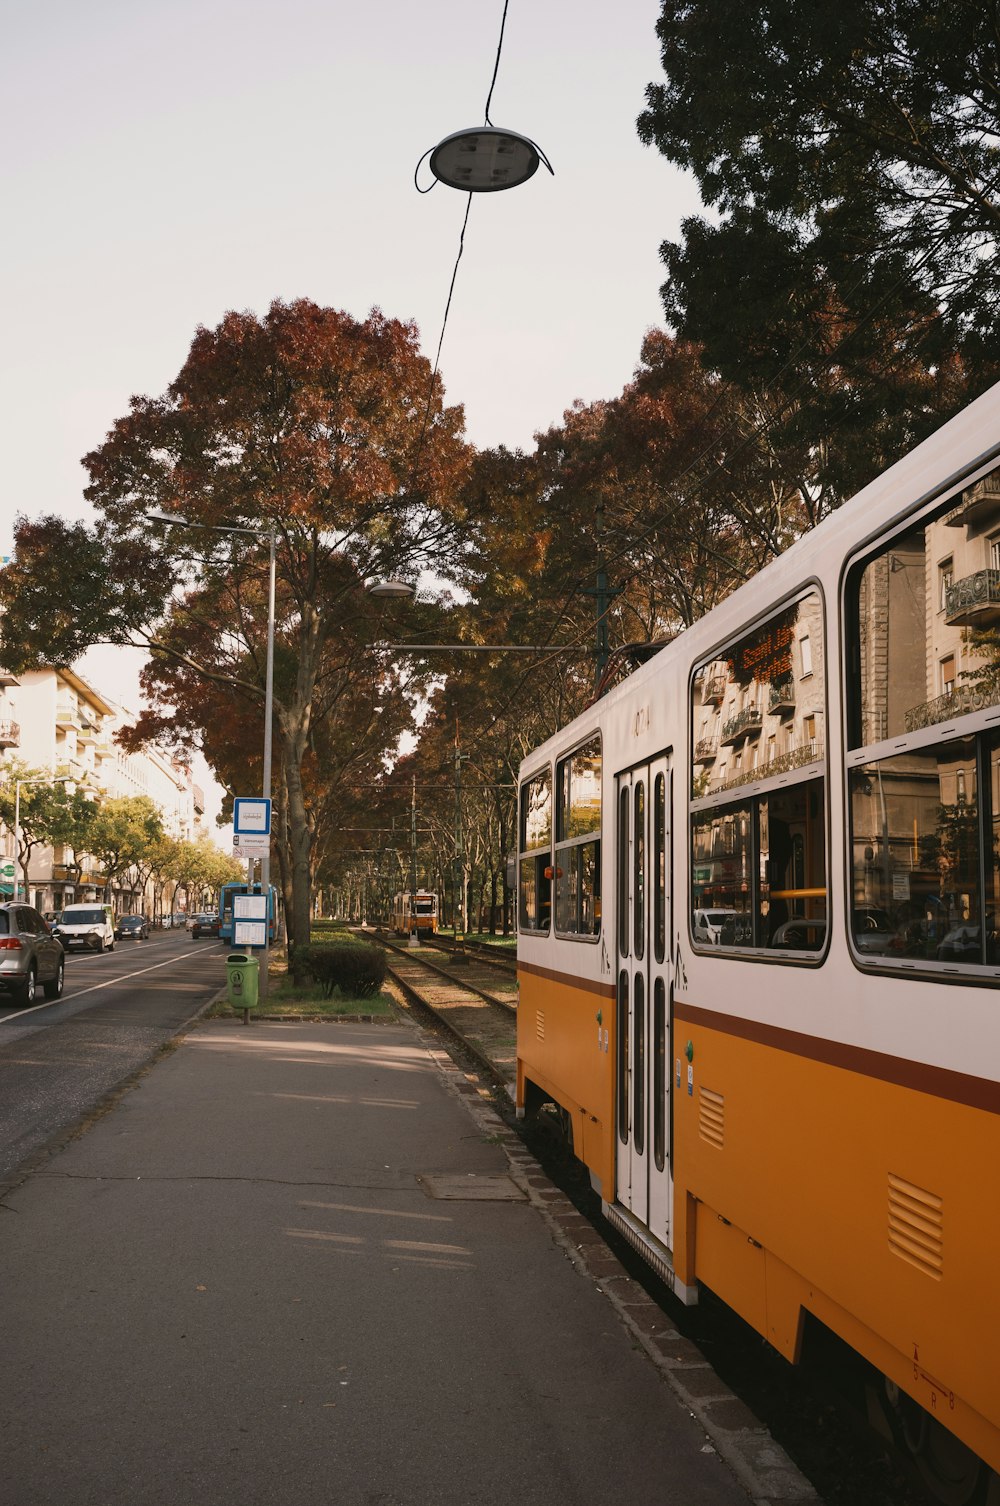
234;894;268;920
234;920;267;947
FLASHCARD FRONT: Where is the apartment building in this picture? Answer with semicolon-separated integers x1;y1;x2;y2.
0;665;206;912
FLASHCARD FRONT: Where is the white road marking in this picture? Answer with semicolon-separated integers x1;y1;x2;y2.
0;946;224;1023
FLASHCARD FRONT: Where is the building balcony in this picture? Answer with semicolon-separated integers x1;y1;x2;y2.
694;737;718;764
193;784;206;815
55;699;81;730
701;672;728;705
945;569;1000;627
942;473;1000;530
0;718;20;748
768;677;795;715
720;706;763;746
905;679;1000;732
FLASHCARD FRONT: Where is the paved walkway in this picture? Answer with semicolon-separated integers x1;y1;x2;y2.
3;1015;818;1505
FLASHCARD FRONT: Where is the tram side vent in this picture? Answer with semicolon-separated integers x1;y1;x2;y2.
888;1173;943;1280
698;1086;725;1148
535;1010;545;1041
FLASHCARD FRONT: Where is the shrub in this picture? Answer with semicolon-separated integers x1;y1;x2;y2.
295;941;386;999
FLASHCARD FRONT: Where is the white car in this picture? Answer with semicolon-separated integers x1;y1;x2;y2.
53;904;115;953
693;907;737;945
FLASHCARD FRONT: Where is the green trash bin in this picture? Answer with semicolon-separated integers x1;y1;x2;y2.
227;952;259;1009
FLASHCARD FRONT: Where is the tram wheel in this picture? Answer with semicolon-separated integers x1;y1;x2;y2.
872;1377;993;1506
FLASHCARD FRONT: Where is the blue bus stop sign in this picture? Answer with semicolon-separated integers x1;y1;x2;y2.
234;798;271;836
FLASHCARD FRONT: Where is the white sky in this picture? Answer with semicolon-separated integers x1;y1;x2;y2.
2;0;700;829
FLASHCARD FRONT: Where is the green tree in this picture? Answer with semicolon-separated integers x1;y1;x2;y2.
0;765;95;904
637;1;1000;499
83;797;165;910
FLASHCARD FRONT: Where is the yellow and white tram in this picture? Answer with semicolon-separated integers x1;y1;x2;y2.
392;890;439;937
516;382;1000;1491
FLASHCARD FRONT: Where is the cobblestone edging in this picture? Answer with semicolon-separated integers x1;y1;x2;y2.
421;1029;821;1506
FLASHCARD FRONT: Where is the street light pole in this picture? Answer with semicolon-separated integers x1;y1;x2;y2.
259;527;276;998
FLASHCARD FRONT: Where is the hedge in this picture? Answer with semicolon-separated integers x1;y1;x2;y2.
294;941;387;999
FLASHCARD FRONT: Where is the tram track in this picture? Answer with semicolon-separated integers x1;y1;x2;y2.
369;932;518;1091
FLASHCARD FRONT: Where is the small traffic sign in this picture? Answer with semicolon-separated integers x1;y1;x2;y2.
234;798;271;836
233;832;270;857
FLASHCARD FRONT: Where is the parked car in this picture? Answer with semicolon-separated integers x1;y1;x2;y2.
0;902;65;1006
115;914;150;941
189;912;221;939
693;908;737;946
52;904;115;953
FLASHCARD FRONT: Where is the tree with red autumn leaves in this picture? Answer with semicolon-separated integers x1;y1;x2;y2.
0;299;473;955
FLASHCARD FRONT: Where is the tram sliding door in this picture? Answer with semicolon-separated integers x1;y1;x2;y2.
615;756;673;1249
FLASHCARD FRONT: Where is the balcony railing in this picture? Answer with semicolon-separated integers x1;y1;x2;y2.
701;672;728;704
945;569;1000;626
711;738;824;794
0;717;20;747
942;473;1000;530
905;679;1000;732
720;706;763;745
768;676;795;715
55;698;81;729
694;737;718;763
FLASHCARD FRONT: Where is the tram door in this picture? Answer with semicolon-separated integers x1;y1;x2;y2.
615;757;673;1248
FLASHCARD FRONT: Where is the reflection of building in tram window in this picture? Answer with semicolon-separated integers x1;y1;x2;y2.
848;466;1000;968
518;767;552;931
554;736;602;938
690;590;827;953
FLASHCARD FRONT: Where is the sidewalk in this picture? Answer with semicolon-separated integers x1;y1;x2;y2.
3;1015;817;1506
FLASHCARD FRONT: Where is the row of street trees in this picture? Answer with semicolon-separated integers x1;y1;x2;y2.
0;763;243;916
1;5;997;945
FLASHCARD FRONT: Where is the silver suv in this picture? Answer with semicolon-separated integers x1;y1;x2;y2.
0;903;65;1007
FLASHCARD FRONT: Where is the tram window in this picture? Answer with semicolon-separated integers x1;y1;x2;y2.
634;780;645;959
518;769;552;932
556;736;601;841
654;772;667;964
618;786;630;958
617;970;629;1145
691;590;827;958
691;590;825;799
848;465;1000;748
653;978;666;1172
691;781;826;952
634;973;645;1155
554;841;601;936
554;737;602;939
849;735;999;965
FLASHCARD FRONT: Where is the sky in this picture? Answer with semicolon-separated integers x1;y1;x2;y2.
2;0;700;830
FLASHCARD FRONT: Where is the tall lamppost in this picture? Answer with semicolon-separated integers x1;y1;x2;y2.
14;775;75;905
149;510;276;996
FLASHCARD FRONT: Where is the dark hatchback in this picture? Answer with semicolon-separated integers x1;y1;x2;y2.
116;915;150;940
190;912;221;939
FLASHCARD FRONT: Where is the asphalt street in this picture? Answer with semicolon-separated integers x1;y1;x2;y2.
0;929;228;1185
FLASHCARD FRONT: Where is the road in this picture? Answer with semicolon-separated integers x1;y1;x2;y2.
0;928;228;1185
